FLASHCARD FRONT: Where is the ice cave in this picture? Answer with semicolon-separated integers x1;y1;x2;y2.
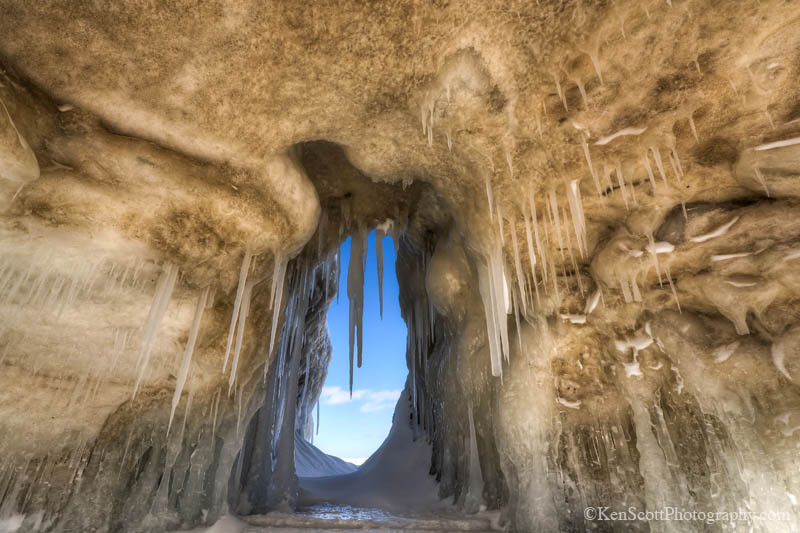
1;1;800;532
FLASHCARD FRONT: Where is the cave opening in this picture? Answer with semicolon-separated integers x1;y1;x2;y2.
296;229;407;473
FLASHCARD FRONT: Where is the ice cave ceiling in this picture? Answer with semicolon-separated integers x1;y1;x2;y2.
1;0;800;531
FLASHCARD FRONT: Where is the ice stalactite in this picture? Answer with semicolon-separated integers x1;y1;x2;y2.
753;165;771;197
223;251;253;374
688;114;699;143
132;262;179;399
643;151;657;190
523;205;541;305
376;228;385;318
650;146;668;186
348;230;367;395
529;190;547;286
267;254;288;367
478;239;511;378
167;287;210;435
510;216;528;315
647;232;664;286
565;179;587;258
554;71;568;111
228;282;253;394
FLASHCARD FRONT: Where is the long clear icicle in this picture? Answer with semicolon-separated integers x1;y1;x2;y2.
565;179;587;258
348;232;367;396
509;217;527;315
477;240;511;377
132;262;179;400
268;255;288;358
167;287;209;435
222;251;253;374
523;205;541;306
529;190;548;286
376;228;384;318
228;282;253;394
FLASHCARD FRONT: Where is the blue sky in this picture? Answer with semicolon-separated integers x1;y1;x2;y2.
313;230;409;464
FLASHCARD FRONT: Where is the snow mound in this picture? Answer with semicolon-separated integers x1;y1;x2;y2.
294;433;358;477
298;389;446;514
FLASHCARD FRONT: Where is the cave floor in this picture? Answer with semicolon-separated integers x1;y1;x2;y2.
237;504;499;532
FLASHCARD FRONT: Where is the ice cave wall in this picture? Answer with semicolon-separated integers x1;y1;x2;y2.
1;0;800;532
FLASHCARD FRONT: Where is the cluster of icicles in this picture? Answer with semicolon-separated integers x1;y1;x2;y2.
476;120;699;379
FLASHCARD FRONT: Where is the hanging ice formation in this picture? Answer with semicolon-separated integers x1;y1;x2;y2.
222;251;253;374
167;287;210;435
376;228;385;318
565;179;587;258
228;281;253;394
132;261;179;400
347;230;368;396
267;253;288;361
509;217;528;315
478;239;511;378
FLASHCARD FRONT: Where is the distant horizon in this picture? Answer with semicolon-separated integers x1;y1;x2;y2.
312;230;409;462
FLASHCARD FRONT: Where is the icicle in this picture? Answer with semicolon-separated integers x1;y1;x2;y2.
228;282;253;395
548;190;565;261
506;150;513;179
574;77;589;107
650;146;668;186
554;72;568;111
510;218;528;315
669;148;684;185
222;251;253;374
642;152;657;190
348;231;367;395
529;190;547;286
523;205;541;305
376;228;385;318
565;179;587;258
446;129;452;151
268;255;288;358
688;115;699;143
753;165;770;197
665;264;681;313
167;287;209;435
132;262;179;400
582;140;603;196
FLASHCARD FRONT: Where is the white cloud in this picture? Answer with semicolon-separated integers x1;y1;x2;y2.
321;386;400;412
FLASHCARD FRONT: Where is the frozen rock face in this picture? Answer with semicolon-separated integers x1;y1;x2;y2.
1;1;800;531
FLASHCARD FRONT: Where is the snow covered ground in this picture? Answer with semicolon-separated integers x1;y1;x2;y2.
296;391;446;514
182;389;503;532
294;433;358;477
